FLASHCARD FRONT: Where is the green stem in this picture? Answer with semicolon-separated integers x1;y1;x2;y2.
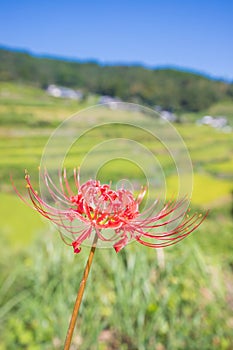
64;233;98;350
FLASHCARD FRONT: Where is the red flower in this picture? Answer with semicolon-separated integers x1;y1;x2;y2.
17;169;208;253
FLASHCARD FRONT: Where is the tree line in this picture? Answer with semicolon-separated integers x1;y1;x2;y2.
0;47;232;112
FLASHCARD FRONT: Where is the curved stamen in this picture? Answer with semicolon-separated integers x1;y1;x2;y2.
14;168;208;254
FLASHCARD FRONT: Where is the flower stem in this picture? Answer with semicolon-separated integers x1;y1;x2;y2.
64;233;98;350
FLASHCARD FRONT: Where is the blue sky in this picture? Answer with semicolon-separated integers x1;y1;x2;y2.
0;0;232;80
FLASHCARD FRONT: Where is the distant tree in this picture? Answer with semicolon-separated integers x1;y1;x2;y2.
0;47;232;112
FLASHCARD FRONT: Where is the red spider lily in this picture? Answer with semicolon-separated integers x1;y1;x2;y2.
16;169;208;253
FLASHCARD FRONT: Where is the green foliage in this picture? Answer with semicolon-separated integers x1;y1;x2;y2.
1;48;232;112
0;231;232;350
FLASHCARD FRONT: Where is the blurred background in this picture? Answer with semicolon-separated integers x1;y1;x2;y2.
0;0;233;349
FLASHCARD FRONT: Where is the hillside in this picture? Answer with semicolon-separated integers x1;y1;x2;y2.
0;47;233;112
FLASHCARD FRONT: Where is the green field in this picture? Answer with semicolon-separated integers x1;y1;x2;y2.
0;82;233;349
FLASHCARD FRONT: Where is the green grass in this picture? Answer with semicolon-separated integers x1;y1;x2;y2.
0;193;47;248
0;231;232;350
204;159;233;176
166;173;232;206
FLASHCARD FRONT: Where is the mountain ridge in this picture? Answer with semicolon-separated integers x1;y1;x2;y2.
0;46;232;112
1;44;228;82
